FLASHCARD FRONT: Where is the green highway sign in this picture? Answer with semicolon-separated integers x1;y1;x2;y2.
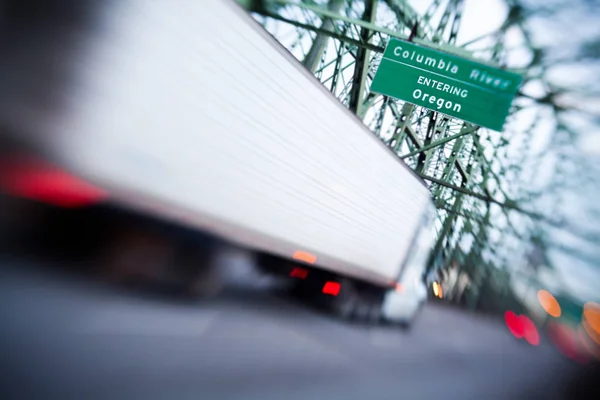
370;38;523;132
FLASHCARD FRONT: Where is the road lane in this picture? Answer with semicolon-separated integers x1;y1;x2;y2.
0;258;591;400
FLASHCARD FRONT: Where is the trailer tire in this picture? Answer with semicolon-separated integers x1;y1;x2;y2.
254;252;292;278
330;278;358;320
98;226;175;288
182;253;222;299
329;279;387;324
354;299;371;320
367;300;383;324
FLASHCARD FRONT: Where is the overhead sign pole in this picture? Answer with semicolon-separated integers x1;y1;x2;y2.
371;38;523;132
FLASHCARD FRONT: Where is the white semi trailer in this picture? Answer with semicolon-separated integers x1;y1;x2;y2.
0;0;435;324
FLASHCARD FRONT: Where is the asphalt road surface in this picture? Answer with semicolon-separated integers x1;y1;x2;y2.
0;252;595;400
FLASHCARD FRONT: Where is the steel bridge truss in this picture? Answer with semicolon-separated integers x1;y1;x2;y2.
237;0;598;303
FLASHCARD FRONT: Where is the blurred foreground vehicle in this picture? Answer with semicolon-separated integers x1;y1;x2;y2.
0;0;435;325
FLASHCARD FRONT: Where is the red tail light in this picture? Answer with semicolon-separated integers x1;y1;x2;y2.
0;156;107;208
289;267;308;279
322;281;341;296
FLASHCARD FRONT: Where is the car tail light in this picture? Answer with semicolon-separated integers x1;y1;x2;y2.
0;155;107;208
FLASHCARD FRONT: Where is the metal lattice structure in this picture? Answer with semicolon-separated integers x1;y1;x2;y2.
239;0;600;306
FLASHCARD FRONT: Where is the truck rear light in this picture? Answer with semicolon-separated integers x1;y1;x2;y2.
322;281;341;296
292;250;317;264
0;156;107;208
289;267;308;279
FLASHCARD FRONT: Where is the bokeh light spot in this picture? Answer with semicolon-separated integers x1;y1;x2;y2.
519;315;540;346
537;290;561;318
583;302;600;345
548;322;588;364
578;325;600;361
505;311;524;339
432;282;443;298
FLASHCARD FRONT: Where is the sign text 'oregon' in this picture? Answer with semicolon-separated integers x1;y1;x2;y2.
370;38;523;131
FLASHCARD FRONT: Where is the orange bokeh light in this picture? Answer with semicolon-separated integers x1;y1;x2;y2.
537;290;561;318
432;282;443;298
578;325;600;361
583;302;600;345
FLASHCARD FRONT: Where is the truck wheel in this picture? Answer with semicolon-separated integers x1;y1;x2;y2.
0;195;44;252
180;249;222;299
367;299;383;324
329;279;386;324
254;252;290;277
354;299;371;320
98;226;175;288
330;278;358;320
352;295;385;324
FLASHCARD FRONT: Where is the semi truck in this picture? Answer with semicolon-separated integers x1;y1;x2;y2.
0;0;436;324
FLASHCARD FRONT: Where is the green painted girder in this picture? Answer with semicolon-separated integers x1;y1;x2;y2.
302;0;345;73
348;0;378;117
255;0;525;71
